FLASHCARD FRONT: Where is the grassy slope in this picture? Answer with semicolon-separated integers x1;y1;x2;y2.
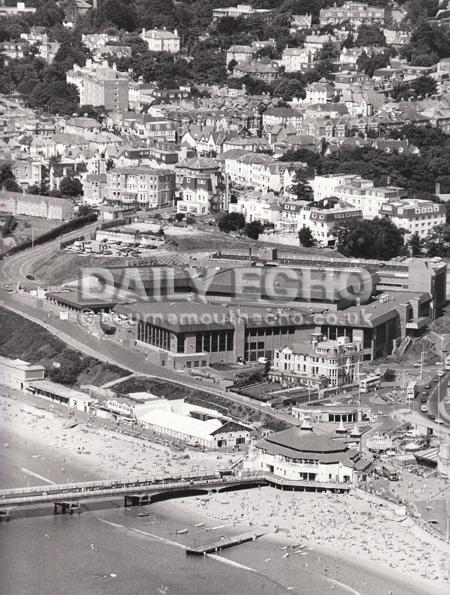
0;307;126;388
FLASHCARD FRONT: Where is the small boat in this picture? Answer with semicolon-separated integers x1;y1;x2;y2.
283;552;290;558
138;512;150;517
176;529;188;535
281;546;288;550
194;522;205;528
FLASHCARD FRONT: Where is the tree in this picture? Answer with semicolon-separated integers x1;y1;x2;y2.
0;165;20;192
94;0;136;31
412;75;437;98
332;217;405;260
357;50;390;77
355;25;386;47
244;220;263;240
423;224;450;257
227;58;237;73
271;77;305;101
59;176;83;198
408;232;423;256
298;226;315;247
218;212;245;233
342;33;354;49
288;169;313;200
77;204;94;217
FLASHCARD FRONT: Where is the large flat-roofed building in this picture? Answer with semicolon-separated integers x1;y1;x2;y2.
213;4;272;19
114;301;313;369
0;2;35;16
376;259;447;310
320;2;385;26
317;290;434;360
67;60;129;111
106;263;377;310
244;424;372;485
0;356;45;391
105;167;175;209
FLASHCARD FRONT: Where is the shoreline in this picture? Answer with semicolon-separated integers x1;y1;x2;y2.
1;392;449;594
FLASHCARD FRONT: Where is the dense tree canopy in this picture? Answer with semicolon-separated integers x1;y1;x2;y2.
218;212;246;233
298;226;315;247
355;25;386;47
401;22;450;66
332;218;405;260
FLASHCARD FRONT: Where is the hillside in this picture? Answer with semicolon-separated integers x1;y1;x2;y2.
0;307;127;388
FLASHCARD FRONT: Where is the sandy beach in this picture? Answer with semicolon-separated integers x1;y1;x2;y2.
1;392;449;594
0;394;240;483
165;488;450;593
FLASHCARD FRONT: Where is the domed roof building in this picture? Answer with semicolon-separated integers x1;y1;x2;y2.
244;422;372;486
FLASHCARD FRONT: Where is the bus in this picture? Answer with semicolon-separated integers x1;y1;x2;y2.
381;463;399;482
359;374;381;393
406;381;417;401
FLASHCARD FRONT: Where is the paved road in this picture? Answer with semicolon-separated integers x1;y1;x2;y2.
411;372;450;425
1;221;99;288
0;291;294;427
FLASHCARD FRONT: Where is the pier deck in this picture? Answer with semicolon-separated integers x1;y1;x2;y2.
186;532;265;555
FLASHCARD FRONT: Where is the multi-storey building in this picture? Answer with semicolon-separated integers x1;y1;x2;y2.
0;2;35;16
83;174;107;205
271;336;360;388
0;191;74;220
262;107;303;130
244;424;371;485
320;2;386;26
305;79;336;104
115;301;310;369
329;176;407;219
66;60;129;111
120;113;178;142
226;45;255;65
105;167;175;210
1;41;28;60
282;47;315;72
140;28;180;53
176;157;223;215
277;201;363;247
224;151;295;194
380;199;446;240
233;61;281;82
213;4;272;19
229;192;281;226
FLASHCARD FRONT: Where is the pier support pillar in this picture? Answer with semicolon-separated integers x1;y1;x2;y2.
54;501;80;514
124;494;151;507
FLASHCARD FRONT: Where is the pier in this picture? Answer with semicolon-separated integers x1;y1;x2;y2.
186;532;265;555
0;473;351;517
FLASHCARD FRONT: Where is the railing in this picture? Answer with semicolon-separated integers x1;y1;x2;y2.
0;471;353;506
